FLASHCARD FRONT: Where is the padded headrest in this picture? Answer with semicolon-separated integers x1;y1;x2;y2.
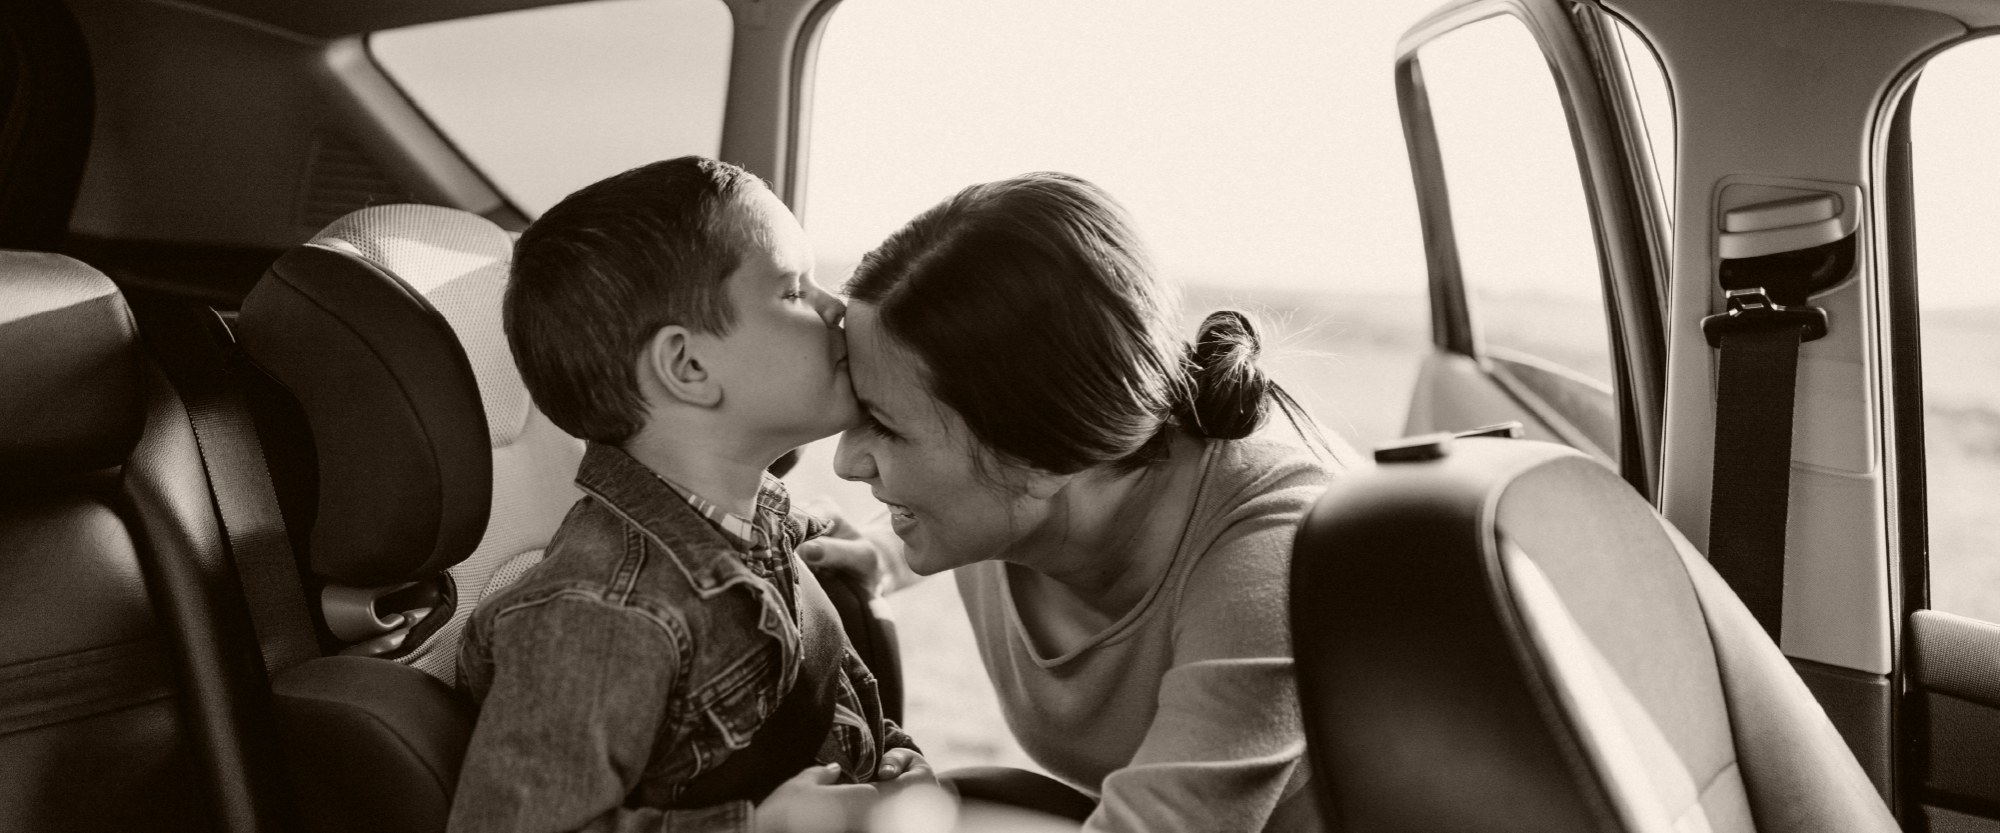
314;207;534;447
238;206;510;587
0;251;142;475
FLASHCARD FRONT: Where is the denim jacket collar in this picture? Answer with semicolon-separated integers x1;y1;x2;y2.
574;441;770;601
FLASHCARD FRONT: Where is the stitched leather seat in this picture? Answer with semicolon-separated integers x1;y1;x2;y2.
1290;437;1899;832
0;251;284;833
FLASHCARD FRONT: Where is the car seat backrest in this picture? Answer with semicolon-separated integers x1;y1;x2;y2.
1291;437;1897;832
0;252;228;832
237;203;582;684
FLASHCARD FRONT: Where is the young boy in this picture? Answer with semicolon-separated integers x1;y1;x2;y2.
448;157;927;833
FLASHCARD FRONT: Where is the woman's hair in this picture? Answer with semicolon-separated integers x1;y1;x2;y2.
848;172;1325;477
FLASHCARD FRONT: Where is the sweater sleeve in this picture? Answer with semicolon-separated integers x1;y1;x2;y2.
1087;456;1325;833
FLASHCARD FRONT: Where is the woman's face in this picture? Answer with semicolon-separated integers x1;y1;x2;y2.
833;302;1046;575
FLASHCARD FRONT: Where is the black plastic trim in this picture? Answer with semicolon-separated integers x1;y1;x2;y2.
1395;56;1475;359
1885;79;1927;827
1793;657;1894;798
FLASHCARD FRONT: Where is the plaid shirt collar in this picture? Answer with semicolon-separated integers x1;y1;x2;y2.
651;472;793;588
654;475;765;551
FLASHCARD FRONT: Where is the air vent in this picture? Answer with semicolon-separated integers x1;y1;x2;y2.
297;132;417;233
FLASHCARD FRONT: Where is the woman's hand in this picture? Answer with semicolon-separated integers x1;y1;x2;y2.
798;503;921;595
756;764;880;833
875;748;937;790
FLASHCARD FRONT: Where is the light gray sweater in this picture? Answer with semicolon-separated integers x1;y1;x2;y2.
956;437;1332;833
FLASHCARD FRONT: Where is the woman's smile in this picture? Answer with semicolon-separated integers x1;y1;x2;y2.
883;500;917;535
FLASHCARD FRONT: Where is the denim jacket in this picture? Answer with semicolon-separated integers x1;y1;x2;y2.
448;442;912;833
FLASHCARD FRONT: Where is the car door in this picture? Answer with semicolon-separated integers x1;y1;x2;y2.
1395;0;1667;498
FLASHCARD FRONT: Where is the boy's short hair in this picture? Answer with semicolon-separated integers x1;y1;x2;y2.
505;156;765;444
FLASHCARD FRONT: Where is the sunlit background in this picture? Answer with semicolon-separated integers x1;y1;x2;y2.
372;0;2000;770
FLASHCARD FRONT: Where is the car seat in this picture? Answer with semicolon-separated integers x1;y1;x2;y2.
233;204;903;830
1290;436;1900;832
0;251;290;833
227;205;577;833
237;204;583;684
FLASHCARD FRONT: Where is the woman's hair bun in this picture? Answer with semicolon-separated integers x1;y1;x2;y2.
1173;310;1271;440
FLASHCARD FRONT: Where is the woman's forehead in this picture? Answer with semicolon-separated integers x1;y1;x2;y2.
843;303;926;413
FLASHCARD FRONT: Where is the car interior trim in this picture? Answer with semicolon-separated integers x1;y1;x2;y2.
326;38;508;217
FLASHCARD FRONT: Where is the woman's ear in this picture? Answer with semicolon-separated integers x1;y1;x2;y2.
642;325;722;408
1018;467;1075;501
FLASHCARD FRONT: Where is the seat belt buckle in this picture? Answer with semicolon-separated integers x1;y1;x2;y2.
1700;287;1829;348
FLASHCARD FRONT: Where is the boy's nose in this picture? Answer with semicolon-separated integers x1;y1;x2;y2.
811;283;847;327
832;431;875;483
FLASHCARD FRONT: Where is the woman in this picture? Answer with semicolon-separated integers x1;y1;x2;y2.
826;172;1344;832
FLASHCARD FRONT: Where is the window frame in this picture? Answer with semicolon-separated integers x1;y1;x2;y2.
1395;0;1667;498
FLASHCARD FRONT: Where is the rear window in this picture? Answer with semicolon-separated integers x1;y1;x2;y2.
369;0;733;216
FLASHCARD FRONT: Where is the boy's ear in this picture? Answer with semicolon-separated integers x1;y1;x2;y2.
642;325;722;408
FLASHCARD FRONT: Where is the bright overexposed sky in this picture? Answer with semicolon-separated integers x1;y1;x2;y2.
803;0;1432;294
374;0;2000;309
376;0;1440;298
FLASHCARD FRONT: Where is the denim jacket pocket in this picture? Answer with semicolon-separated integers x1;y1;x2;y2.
685;639;783;772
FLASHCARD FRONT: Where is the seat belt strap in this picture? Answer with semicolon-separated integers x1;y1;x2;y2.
137;300;319;675
1701;287;1827;639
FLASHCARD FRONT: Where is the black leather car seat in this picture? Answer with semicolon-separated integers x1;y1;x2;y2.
0;251;288;833
1290;436;1899;832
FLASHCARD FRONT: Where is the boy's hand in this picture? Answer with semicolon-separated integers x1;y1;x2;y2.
875;748;936;790
757;764;879;832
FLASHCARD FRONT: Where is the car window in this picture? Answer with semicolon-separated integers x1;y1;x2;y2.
805;0;1436;449
1415;13;1619;456
368;0;733;217
1910;36;2000;624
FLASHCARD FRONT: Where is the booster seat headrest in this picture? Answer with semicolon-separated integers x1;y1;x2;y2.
238;205;515;587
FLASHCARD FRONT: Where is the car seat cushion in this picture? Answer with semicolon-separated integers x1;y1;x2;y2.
1501;544;1755;833
1672;524;1901;832
1291;438;1898;832
1490;455;1750;831
401;406;579;683
0;251;142;475
270;655;473;833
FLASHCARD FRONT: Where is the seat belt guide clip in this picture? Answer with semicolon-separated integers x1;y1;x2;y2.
1700;287;1829;348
